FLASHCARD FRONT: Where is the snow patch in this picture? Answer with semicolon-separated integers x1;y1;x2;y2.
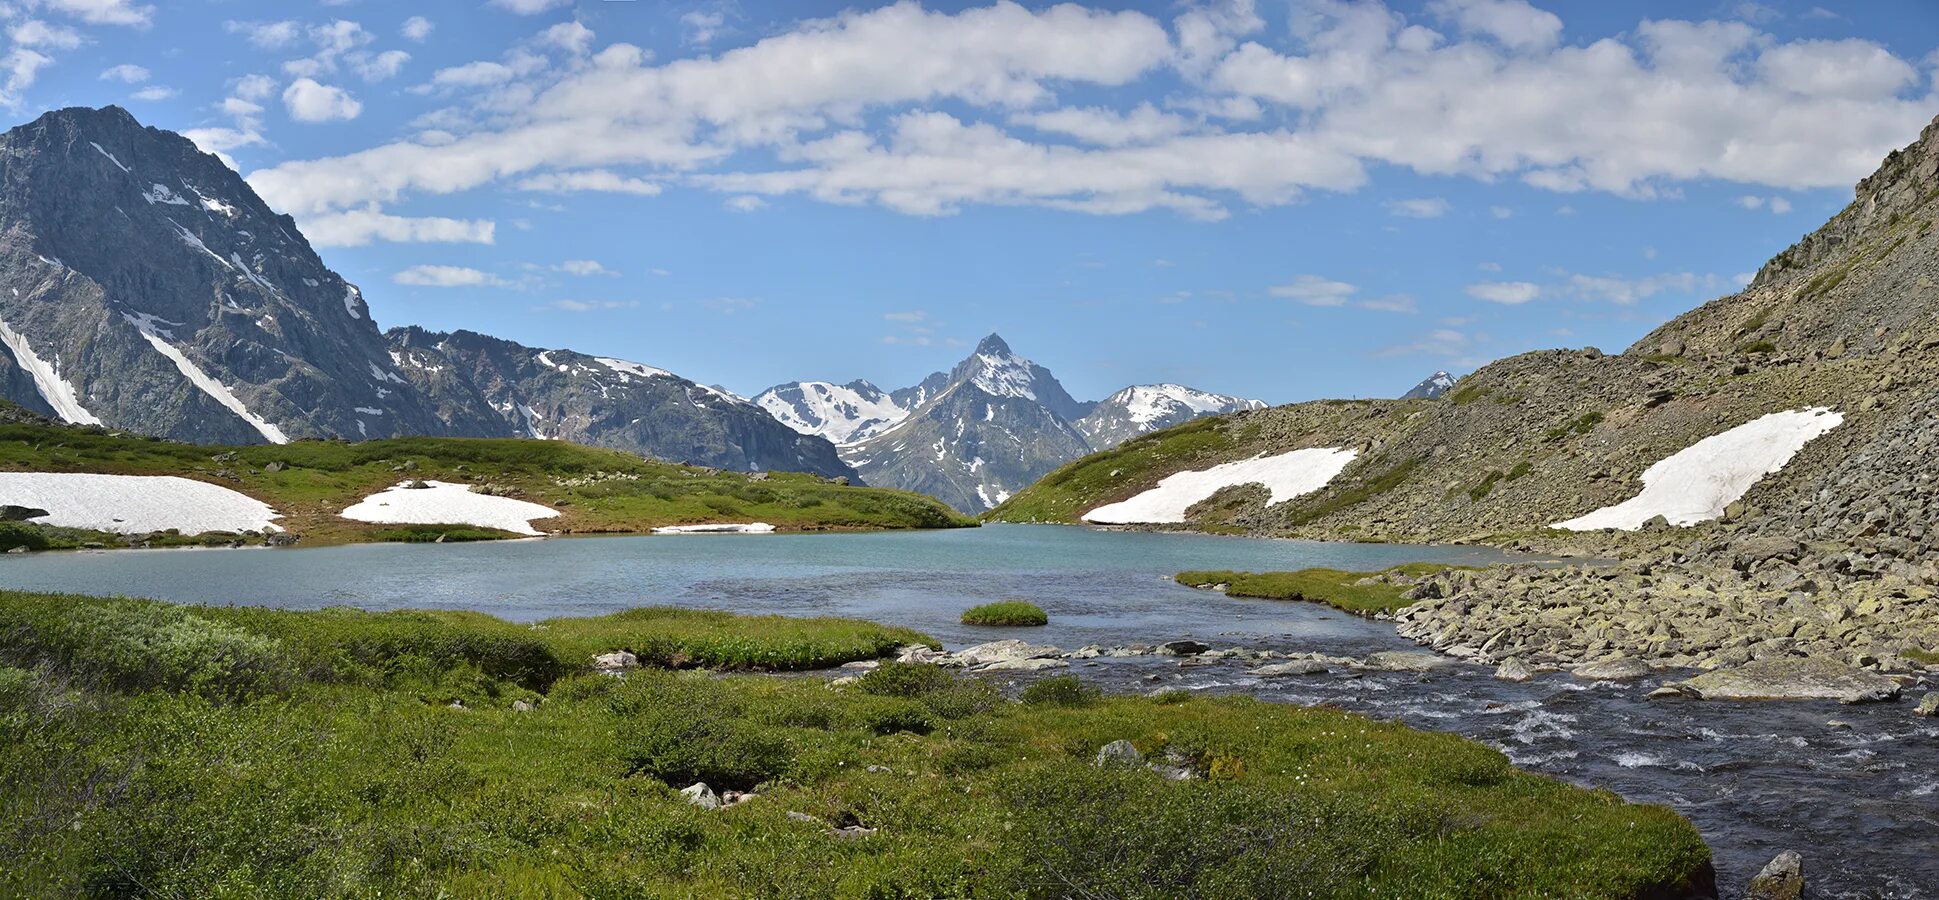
970;352;1038;400
1083;447;1359;524
88;142;129;173
756;380;910;445
0;318;99;425
652;522;777;534
122;312;289;444
1552;408;1843;531
0;472;281;534
595;356;671;381
340;481;559;536
353;406;383;415
142;183;189;206
342;285;362;319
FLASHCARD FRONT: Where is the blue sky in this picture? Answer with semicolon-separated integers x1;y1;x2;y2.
6;0;1939;402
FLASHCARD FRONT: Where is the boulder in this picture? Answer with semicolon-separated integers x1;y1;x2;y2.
1573;655;1651;681
1671;658;1901;703
1493;658;1533;682
1157;640;1212;657
1361;650;1459;673
0;505;48;521
1094;739;1143;767
591;650;641;675
894;644;946;665
511;699;535;712
1251;660;1328;677
953;639;1059;667
981;657;1068;672
1746;850;1803;900
680;783;721;810
1915;692;1939;717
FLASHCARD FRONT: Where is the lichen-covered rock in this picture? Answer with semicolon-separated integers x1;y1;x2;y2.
1670;658;1901;703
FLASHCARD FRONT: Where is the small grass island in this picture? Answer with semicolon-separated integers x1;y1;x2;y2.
961;599;1049;626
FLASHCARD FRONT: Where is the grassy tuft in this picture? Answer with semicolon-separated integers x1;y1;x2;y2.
1175;564;1465;616
961;600;1048;627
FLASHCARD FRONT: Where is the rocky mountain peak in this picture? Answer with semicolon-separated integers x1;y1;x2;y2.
973;332;1012;356
1401;371;1457;400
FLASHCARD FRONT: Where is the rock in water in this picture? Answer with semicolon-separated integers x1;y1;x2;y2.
1252;660;1329;677
1916;692;1939;717
1158;640;1212;657
1746;850;1803;900
1361;650;1459;673
1573;655;1651;680
1671;658;1901;703
1493;658;1533;682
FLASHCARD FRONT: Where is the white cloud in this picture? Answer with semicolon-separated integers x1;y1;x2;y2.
545;299;639;312
1387;197;1450;218
244;1;1938;228
489;0;571;14
10;20;81;49
682;10;727;47
556;260;615;277
1375;327;1476;359
1736;194;1793;214
1566;272;1729;305
1488;205;1513;219
515;170;662;195
1270;274;1357;306
1465;280;1541;304
394;265;513;288
724;195;766;212
402;16;433;42
0;49;51;107
233;73;276;100
355;50;411;83
1358;294;1418;313
283;78;362;122
98;63;148;83
538;21;594;56
226;19;300;49
129;85;174;101
302;205;495;247
39;0;152;27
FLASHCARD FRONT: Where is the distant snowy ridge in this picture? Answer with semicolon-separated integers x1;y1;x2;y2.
1554;408;1843;531
755;380;912;446
1401;371;1457;400
1083;448;1358;524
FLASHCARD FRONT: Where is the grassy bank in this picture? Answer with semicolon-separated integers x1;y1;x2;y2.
0;590;1713;898
961;600;1048;626
1175;564;1462;615
0;418;976;549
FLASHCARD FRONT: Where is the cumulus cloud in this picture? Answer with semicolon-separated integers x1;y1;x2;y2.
0;49;51;108
489;0;571;15
240;0;1937;240
1465;280;1541;304
303;205;495;247
98;62;148;83
1736;194;1793;214
515;170;663;195
1270;274;1357;306
394;265;513;288
556;259;615;277
40;0;152;27
283;78;362;122
10;20;82;49
402;16;433;42
226;19;300;49
1387;197;1451;218
1565;271;1730;305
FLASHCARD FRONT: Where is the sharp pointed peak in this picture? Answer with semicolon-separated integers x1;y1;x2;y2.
974;333;1012;356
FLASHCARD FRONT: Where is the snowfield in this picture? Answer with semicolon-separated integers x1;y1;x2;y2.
1553;407;1844;531
651;523;778;534
0;473;281;534
1116;384;1264;427
340;481;560;536
0;318;101;425
1082;447;1359;524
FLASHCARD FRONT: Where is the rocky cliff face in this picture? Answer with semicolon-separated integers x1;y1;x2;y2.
388;328;855;478
0;106;461;443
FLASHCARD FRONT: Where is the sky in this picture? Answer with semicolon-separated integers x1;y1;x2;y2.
2;0;1937;404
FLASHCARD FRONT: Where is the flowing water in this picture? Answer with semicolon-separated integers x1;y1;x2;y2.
1;524;1931;897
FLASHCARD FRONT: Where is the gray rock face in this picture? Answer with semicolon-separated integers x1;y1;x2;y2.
753;379;913;446
387;328;854;478
1670;658;1901;703
1074;384;1265;448
1746;850;1803;900
0;106;463;443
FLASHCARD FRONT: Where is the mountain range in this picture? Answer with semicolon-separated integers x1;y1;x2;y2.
0;106;854;478
756;334;1263;511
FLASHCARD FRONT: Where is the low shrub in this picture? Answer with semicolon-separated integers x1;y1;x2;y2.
610;672;793;791
961;601;1048;627
1021;674;1100;707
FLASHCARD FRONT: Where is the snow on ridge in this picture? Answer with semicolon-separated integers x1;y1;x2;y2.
1117;384;1262;425
759;380;911;445
122;311;289;444
0;472;281;534
343;285;363;319
142;183;189;206
1083;447;1359;525
1553;408;1843;532
340;480;559;536
0;318;100;425
596;356;672;381
652;522;777;534
969;352;1039;401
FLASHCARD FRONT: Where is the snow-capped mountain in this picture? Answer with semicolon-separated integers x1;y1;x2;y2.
1401;371;1457;400
776;334;1261;512
388;327;854;478
1076;384;1266;447
755;380;913;446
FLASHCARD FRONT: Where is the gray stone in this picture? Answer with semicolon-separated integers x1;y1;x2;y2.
1094;739;1143;767
591;650;640;675
1157;640;1212;656
1361;650;1459;673
1252;660;1329;677
1746;850;1803;900
1672;658;1901;703
1493;658;1533;682
680;783;721;810
1915;692;1939;717
1573;655;1652;681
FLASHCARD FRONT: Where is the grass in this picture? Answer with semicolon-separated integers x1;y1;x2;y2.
987;416;1234;523
0;590;1713;898
1280;457;1419;528
1905;648;1939;666
1175;563;1464;616
960;600;1049;627
1469;470;1506;501
1544;411;1605;442
0;418;976;548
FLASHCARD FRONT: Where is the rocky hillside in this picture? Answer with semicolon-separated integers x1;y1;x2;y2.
0;106;469;444
388;328;854;479
995;113;1939;567
0;107;853;478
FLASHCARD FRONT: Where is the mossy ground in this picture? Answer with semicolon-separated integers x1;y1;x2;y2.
960;600;1048;626
1175;564;1464;615
0;420;975;549
0;590;1711;899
